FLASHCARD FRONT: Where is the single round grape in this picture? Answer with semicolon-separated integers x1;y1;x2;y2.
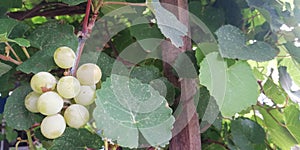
37;91;64;116
57;76;81;99
64;104;89;128
24;91;41;113
41;114;66;139
30;72;57;94
74;86;96;106
76;63;102;85
54;46;76;69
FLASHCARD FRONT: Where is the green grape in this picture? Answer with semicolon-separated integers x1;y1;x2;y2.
76;63;102;85
30;72;57;94
64;104;89;128
57;76;81;99
74;86;96;106
41;114;66;139
24;91;41;113
37;91;64;116
53;46;76;69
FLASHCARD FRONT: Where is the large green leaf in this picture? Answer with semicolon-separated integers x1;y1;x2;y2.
146;0;188;48
3;85;43;130
0;19;18;40
215;25;278;62
199;52;259;117
0;62;12;77
189;1;225;32
17;22;77;73
50;128;103;150
230;118;266;150
258;105;300;149
93;74;174;148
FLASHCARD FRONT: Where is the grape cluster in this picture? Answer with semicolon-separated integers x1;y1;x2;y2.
24;46;102;139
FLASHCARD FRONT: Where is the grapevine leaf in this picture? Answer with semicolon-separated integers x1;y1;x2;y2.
285;42;300;64
61;0;86;5
230;118;266;150
93;74;174;148
196;86;220;129
17;22;77;73
258;106;300;149
189;1;225;32
0;19;18;36
0;69;15;96
130;65;161;83
96;52;115;81
0;0;22;9
3;85;43;130
0;62;12;77
284;105;300;142
130;18;164;51
101;0;126;14
264;78;286;104
5;126;17;143
79;51;101;67
215;25;278;62
146;0;188;48
50;128;103;150
8;38;30;47
278;66;300;103
149;77;175;106
199;52;259;117
246;0;284;31
9;22;31;39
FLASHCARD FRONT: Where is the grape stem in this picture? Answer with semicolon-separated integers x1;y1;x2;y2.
4;42;22;62
0;54;22;65
26;129;36;150
21;46;30;58
71;0;103;76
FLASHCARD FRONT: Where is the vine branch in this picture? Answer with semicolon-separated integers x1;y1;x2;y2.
71;0;103;76
7;2;86;21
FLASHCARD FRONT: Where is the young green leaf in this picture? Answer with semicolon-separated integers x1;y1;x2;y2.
199;52;259;117
215;25;278;62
